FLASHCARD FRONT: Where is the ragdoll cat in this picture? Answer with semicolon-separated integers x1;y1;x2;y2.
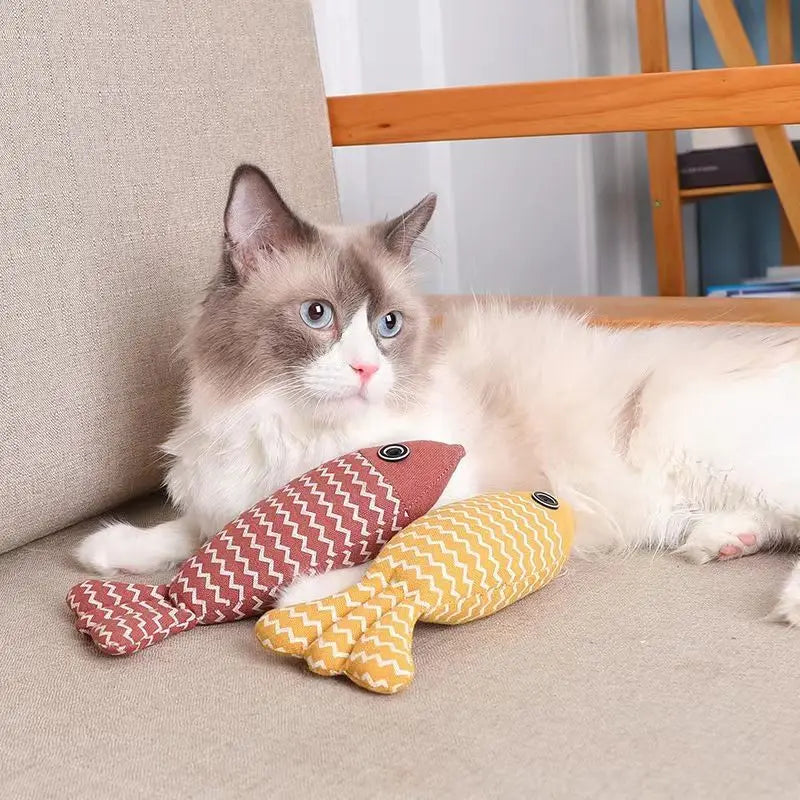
78;163;800;625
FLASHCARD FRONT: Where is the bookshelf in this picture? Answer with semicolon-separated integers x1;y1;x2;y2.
636;0;800;296
679;182;774;202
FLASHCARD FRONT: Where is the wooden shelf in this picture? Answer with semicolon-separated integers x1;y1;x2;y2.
431;295;800;328
679;182;774;201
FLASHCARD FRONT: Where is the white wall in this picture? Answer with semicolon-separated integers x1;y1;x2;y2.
312;0;696;297
438;1;595;296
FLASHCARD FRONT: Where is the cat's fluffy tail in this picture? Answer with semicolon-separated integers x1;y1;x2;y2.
255;570;424;694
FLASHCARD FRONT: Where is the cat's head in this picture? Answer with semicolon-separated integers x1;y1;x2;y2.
189;164;437;422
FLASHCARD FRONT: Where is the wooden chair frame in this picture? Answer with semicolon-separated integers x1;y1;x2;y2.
325;22;800;328
638;0;800;297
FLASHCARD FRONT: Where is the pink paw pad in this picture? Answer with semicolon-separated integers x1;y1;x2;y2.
718;544;742;559
737;533;757;547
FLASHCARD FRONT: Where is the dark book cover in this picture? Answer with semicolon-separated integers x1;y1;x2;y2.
678;141;800;190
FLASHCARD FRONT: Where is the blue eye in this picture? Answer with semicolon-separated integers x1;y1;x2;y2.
376;311;403;338
300;300;334;330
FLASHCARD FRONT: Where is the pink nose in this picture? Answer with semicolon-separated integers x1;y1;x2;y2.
351;362;379;382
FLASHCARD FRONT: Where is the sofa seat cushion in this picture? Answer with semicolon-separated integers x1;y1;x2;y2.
3;499;800;798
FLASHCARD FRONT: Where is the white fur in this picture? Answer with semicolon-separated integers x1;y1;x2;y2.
773;562;800;626
301;304;395;405
76;518;200;574
276;563;370;608
78;304;800;622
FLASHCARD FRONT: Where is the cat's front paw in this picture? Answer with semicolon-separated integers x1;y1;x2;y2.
675;513;764;565
74;519;193;575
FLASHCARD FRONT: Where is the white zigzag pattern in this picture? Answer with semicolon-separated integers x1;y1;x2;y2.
260;500;310;577
282;485;331;565
402;522;476;592
246;503;287;583
355;452;402;534
329;462;372;551
346;650;413;674
205;548;239;608
339;459;387;562
444;509;498;585
215;520;274;617
308;645;351;664
310;593;399;656
296;472;346;564
363;620;412;655
384;538;470;602
348;453;390;531
71;581;198;654
258;491;570;691
313;462;363;561
105;584;138;647
482;498;530;577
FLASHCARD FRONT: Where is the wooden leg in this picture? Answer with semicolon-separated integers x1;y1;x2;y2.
766;0;793;65
699;0;800;252
635;0;686;296
766;0;799;265
780;207;800;265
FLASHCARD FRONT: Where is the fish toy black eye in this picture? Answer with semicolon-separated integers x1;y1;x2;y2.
378;443;410;462
531;491;559;510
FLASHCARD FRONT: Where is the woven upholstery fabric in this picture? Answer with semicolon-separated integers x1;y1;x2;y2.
4;499;800;798
66;442;464;655
256;491;573;694
0;0;338;552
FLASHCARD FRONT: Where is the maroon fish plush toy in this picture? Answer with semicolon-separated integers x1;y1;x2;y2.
67;441;465;656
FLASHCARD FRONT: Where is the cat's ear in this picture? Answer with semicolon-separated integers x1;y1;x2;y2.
223;165;310;272
378;193;437;258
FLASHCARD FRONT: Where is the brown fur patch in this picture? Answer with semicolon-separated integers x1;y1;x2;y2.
189;227;433;406
615;376;648;460
186;165;437;410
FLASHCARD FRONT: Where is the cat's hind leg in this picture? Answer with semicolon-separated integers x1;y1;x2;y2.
674;510;776;564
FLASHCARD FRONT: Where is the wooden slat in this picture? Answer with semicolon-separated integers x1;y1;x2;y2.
767;0;793;65
780;205;800;264
698;0;757;65
766;0;800;264
431;295;800;328
635;0;686;296
328;64;800;146
699;0;800;249
680;182;774;200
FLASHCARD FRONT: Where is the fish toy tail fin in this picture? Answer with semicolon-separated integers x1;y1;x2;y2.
254;571;387;658
66;579;198;656
342;598;422;694
255;572;425;693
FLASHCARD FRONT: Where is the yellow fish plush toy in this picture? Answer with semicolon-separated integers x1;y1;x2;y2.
255;491;573;694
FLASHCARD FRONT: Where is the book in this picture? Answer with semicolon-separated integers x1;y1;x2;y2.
678;142;800;190
706;280;800;297
766;266;800;280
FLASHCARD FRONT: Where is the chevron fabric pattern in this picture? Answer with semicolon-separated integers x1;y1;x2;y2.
67;441;465;656
255;491;574;694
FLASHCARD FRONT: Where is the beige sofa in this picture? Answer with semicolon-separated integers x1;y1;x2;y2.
3;3;800;798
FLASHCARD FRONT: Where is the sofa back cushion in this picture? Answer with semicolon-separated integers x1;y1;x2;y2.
0;0;338;552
